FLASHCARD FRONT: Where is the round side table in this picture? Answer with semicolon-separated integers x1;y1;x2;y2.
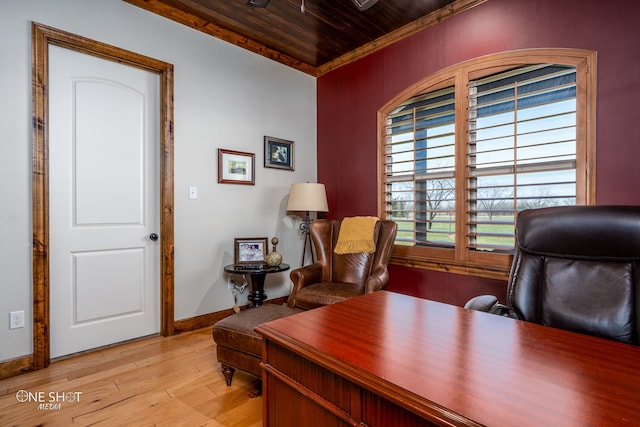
224;263;290;307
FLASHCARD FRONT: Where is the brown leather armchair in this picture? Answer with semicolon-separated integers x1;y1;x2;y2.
287;218;397;310
465;205;640;345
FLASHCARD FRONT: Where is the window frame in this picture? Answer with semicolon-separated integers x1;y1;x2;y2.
378;49;597;279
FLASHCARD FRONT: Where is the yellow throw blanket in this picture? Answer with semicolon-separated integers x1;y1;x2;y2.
334;216;378;254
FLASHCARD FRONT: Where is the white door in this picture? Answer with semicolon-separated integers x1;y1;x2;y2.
49;45;160;358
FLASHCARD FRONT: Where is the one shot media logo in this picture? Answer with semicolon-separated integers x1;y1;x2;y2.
15;389;82;411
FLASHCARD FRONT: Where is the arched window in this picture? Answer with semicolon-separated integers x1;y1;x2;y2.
379;49;596;278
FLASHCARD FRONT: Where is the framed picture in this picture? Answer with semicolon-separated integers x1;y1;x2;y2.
234;237;268;264
264;136;294;171
218;149;255;185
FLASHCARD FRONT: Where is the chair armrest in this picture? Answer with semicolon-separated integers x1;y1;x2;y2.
364;266;390;294
287;263;323;307
464;295;509;316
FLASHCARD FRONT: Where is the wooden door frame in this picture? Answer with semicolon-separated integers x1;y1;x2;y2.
31;22;175;370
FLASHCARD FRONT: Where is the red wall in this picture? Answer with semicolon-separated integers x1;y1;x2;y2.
317;0;640;305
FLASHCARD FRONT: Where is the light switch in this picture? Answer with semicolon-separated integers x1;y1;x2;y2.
188;186;198;200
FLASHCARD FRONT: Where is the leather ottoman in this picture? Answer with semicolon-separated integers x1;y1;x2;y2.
212;304;302;387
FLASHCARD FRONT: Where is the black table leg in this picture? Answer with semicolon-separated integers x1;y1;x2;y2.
247;272;267;307
224;263;289;308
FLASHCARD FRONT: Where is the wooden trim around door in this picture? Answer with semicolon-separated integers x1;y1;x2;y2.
29;22;175;372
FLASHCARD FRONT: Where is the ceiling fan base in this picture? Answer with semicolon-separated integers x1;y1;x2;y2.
248;0;378;12
247;0;271;7
352;0;379;11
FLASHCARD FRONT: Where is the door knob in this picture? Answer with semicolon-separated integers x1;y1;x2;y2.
149;233;159;241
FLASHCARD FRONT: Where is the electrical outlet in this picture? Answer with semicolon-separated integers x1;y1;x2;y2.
9;310;25;329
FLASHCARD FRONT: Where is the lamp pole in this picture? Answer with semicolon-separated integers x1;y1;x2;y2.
299;210;314;266
286;182;328;267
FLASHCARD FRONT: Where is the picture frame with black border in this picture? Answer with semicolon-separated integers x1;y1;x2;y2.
234;237;268;265
264;136;294;171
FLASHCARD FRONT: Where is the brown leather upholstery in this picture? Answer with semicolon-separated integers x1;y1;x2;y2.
465;205;640;345
212;304;302;385
287;218;397;310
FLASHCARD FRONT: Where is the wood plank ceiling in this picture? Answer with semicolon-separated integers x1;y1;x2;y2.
124;0;486;76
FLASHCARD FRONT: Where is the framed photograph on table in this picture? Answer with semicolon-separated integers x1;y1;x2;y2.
234;237;268;265
218;149;255;185
264;136;294;171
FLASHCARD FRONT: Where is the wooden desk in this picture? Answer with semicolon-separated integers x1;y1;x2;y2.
257;291;640;427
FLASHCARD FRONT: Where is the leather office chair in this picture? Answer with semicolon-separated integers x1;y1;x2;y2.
465;205;640;345
287;218;397;310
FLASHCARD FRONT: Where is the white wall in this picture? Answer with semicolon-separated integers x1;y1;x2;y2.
0;0;317;361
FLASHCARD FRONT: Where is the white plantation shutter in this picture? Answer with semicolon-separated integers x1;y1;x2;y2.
385;87;456;247
380;49;595;277
384;64;578;252
467;64;577;252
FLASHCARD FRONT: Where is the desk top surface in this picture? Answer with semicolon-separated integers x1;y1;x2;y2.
257;291;640;427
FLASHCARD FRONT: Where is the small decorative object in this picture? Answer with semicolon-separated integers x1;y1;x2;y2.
265;237;283;267
227;276;247;313
264;136;294;171
218;149;255;185
234;237;268;264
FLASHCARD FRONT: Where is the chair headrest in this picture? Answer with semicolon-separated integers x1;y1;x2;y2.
516;205;640;260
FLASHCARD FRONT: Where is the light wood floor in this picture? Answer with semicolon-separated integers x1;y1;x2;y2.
0;328;262;426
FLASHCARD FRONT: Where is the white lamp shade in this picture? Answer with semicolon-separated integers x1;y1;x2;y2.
286;183;329;212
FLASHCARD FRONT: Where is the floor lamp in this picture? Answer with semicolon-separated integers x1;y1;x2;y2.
286;183;329;266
